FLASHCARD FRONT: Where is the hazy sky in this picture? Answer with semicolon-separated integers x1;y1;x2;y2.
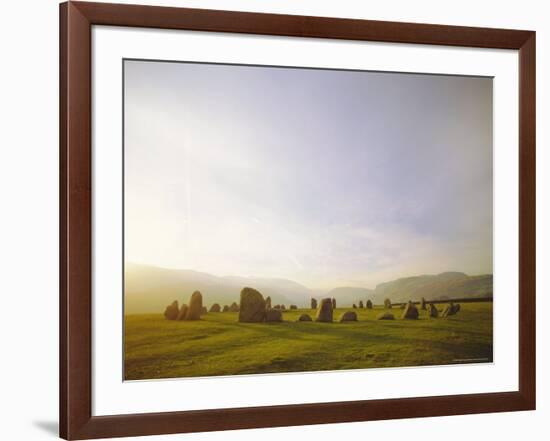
124;59;493;289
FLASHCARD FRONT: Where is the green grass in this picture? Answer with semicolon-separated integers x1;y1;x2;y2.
124;302;493;380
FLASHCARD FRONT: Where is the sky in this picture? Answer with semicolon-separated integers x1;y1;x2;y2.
124;59;493;290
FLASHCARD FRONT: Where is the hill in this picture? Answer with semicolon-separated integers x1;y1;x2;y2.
372;272;492;304
125;264;492;313
125;263;312;313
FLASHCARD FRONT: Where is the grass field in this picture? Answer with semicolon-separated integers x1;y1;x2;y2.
124;302;493;380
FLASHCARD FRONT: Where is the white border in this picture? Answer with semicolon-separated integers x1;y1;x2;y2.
92;25;519;417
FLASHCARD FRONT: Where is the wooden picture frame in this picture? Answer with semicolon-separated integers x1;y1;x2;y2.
60;1;536;439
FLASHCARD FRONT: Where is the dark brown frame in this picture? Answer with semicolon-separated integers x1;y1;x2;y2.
60;1;536;439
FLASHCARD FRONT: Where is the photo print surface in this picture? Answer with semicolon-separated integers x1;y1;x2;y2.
123;59;493;381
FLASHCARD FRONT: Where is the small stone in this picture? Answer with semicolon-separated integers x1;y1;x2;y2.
377;312;395;320
176;304;188;321
315;298;333;323
164;300;179;320
401;301;419;319
339;311;358;322
184;291;203;320
265;308;283;322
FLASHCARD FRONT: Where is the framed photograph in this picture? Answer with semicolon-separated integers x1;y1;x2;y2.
60;1;536;439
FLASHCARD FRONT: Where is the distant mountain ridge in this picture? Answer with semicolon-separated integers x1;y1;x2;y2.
125;263;312;314
125;264;492;313
372;272;492;304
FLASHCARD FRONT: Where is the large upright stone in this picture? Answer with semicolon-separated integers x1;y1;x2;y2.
265;296;272;309
238;287;266;323
297;313;312;322
311;298;318;309
366;300;373;309
200;306;207;315
352;303;357;309
401;301;419;319
316;298;333;323
222;305;229;312
420;297;427;310
332;298;337;309
209;303;221;313
164;300;179;320
229;302;239;312
359;300;364;308
290;304;297;310
384;298;392;309
185;291;203;320
429;303;439;318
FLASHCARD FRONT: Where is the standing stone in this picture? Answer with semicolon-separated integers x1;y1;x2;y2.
359;300;364;309
297;313;312;322
265;296;272;309
339;311;358;322
332;298;337;309
401;301;419;319
176;304;188;321
229;302;239;312
316;298;333;323
164;300;179;320
222;305;229;312
441;303;458;318
238;287;266;323
200;306;208;315
352;303;357;309
281;305;286;310
290;304;297;310
265;308;283;322
184;291;203;320
311;298;318;309
377;312;395;320
366;300;373;309
420;297;427;310
273;304;281;310
384;298;392;309
209;303;221;313
453;304;461;314
428;303;439;318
